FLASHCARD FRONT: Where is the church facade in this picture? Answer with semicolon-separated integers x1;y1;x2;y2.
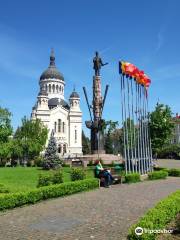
31;50;82;157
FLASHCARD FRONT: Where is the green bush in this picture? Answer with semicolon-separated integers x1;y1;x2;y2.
37;173;53;187
154;167;168;172
148;170;168;180
125;173;141;183
128;190;180;240
34;156;43;167
0;184;10;193
0;178;99;211
70;168;86;181
52;170;63;184
167;168;180;177
37;170;63;187
87;160;94;166
62;162;70;167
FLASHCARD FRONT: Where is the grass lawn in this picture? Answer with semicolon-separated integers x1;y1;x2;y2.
0;167;94;193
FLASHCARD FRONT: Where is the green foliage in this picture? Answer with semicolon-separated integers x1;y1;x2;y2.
0;106;13;143
70;168;86;181
0;178;99;211
52;171;63;184
0;106;13;164
168;168;180;177
120;118;137;155
37;170;63;187
157;144;180;159
148;170;168;180
37;173;53;187
0;184;10;193
128;190;180;240
43;133;62;170
104;120;119;154
149;103;174;154
125;173;141;183
14;117;48;161
87;160;94;166
34;156;44;167
82;130;90;154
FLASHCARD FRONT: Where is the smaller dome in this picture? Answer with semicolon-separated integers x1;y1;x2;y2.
70;90;80;98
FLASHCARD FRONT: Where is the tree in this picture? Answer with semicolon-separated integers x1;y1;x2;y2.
14;117;48;163
0;106;13;143
149;103;174;154
82;130;90;154
43;132;62;170
104;120;119;154
0;106;13;165
120;118;137;152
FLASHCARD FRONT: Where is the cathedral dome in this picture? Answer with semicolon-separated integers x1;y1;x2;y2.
40;49;64;81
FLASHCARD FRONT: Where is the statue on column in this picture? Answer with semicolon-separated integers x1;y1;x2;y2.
93;51;108;76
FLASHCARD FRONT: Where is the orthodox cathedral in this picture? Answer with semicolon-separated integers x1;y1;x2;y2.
31;50;82;157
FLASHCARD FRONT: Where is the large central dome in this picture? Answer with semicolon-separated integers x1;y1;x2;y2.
40;49;64;81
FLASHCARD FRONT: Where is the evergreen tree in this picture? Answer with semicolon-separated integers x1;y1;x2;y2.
43;132;62;170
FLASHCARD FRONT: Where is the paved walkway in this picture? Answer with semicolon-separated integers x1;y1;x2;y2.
0;177;180;240
157;159;180;169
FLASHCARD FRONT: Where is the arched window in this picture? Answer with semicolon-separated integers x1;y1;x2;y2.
60;85;62;92
58;144;62;154
56;85;58;93
58;119;61;132
49;85;51;93
63;144;66;154
63;122;65;133
52;84;55;93
45;85;48;91
54;122;57;132
75;129;77;143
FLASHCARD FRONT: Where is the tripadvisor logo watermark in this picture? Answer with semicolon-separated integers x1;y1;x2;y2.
135;227;173;236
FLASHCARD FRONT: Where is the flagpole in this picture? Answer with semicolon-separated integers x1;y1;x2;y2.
120;74;127;174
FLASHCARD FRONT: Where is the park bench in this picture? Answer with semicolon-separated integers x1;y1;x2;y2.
94;167;123;187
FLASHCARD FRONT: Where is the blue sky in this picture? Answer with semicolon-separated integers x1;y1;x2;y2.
0;0;180;135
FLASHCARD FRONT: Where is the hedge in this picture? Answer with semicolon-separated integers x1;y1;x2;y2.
128;190;180;240
168;168;180;177
0;178;99;211
148;171;168;180
125;173;141;183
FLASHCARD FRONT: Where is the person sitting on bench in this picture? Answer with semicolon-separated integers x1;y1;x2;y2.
95;160;114;187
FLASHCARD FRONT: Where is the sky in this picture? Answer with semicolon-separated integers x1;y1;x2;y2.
0;0;180;135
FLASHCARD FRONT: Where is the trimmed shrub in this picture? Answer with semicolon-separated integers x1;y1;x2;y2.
0;178;99;211
37;173;53;187
70;168;86;181
125;173;141;183
154;167;168;172
148;170;168;180
52;171;63;184
0;184;10;193
168;168;180;177
37;170;63;187
128;190;180;240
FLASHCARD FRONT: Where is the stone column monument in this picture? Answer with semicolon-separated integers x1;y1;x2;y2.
83;51;108;154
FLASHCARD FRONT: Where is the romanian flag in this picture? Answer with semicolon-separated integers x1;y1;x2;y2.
119;61;151;89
